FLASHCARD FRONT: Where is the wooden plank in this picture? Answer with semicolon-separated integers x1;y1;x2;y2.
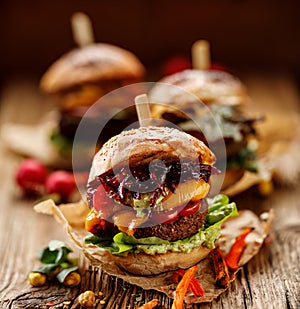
0;76;300;309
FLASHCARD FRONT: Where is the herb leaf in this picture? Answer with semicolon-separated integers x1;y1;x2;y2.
38;240;72;265
49;240;72;252
35;263;59;274
55;247;71;264
38;248;58;264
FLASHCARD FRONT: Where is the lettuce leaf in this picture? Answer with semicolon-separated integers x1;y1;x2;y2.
84;194;238;255
50;131;72;157
227;146;258;172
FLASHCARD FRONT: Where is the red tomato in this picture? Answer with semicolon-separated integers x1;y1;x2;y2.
162;55;192;76
179;201;201;217
15;159;47;194
93;185;115;219
151;209;179;225
45;170;76;201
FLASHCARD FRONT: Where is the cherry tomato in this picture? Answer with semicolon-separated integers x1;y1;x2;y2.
45;170;76;201
151;209;179;225
179;201;201;217
15;159;47;194
162;55;192;76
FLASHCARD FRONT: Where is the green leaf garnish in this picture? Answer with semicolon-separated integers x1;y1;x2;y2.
38;248;58;264
48;240;72;252
38;240;72;265
35;263;59;275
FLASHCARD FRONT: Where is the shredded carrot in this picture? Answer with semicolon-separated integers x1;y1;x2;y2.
171;265;198;309
211;246;230;287
172;269;185;283
188;277;204;297
136;299;159;309
225;227;253;271
173;269;204;297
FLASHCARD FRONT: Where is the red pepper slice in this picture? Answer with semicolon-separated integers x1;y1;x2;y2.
225;227;253;271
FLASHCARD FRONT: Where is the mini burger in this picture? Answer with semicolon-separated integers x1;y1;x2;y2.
149;70;262;190
40;43;145;157
84;126;237;275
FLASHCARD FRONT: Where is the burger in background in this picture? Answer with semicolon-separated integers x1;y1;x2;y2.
149;69;262;190
40;43;145;161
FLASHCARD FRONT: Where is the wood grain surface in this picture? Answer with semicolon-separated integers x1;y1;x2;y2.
0;74;299;309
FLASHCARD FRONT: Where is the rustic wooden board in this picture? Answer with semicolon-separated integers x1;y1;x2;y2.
0;74;300;309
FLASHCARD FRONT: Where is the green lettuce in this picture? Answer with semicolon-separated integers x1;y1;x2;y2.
84;194;237;255
227;146;258;172
50;131;72;157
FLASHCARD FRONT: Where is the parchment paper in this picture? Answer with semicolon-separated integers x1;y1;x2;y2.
34;199;273;303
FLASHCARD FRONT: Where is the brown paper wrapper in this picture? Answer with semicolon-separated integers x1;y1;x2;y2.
0;112;72;169
34;199;273;304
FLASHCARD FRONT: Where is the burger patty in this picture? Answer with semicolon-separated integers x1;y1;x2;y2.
134;207;208;241
59;107;136;143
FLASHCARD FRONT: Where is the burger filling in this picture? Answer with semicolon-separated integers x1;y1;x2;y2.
161;104;261;173
85;157;237;255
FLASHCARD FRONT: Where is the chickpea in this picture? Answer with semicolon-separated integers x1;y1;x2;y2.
64;272;81;287
28;272;47;287
78;290;95;308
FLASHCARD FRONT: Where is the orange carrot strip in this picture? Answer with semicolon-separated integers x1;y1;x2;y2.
136;299;159;309
225;227;253;271
188;277;204;297
173;269;204;297
211;246;230;287
172;269;185;283
171;266;198;309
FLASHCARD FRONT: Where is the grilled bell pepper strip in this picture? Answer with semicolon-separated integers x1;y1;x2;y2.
171;265;198;309
211;246;230;287
225;227;253;271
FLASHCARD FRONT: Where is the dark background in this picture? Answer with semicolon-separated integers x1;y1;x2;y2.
1;0;300;85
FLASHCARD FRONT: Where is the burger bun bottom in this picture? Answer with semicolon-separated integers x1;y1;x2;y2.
112;246;212;275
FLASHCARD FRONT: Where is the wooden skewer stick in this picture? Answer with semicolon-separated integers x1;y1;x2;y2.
71;12;95;47
192;40;211;70
134;94;152;127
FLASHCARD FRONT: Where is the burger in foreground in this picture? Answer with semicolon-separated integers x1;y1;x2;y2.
84;126;237;275
150;70;263;190
34;125;273;304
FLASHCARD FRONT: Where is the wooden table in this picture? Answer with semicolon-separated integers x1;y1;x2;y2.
0;74;299;309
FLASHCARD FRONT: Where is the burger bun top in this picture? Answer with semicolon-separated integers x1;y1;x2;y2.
89;126;216;181
150;69;249;108
40;43;145;94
